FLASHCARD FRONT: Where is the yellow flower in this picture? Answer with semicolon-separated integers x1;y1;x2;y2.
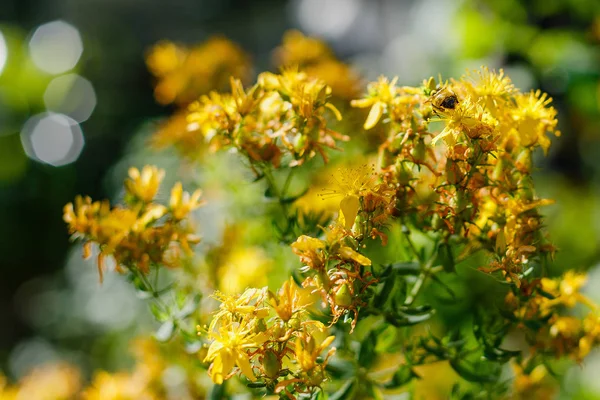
351;76;399;129
462;67;515;115
431;96;496;144
169;182;204;220
541;271;588;308
291;235;327;271
125;165;165;203
273;30;332;67
145;41;186;77
509;90;560;154
320;165;378;230
81;371;156;400
218;247;272;294
146;36;251;105
209;287;270;332
204;320;269;384
9;363;81;400
294;334;335;372
269;277;314;322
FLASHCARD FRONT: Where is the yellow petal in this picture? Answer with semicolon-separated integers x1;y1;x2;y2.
338;246;371;266
235;351;256;381
340;195;360;230
204;340;225;362
325;102;343;121
350;98;375;108
364;101;384;130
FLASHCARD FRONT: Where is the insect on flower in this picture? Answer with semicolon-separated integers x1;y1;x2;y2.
430;86;459;114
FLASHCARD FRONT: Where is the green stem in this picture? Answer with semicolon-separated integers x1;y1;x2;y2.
404;257;435;306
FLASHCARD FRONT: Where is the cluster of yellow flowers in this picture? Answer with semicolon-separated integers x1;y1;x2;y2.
52;31;600;399
506;271;600;361
0;363;81;400
64;165;203;281
351;68;559;286
201;279;335;396
0;339;168;400
146;37;251;106
171;70;345;169
273;30;362;100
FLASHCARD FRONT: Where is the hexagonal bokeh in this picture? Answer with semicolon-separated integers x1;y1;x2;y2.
29;21;83;75
44;74;97;122
20;113;84;166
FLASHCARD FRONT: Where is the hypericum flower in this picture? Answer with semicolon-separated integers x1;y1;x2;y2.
124;166;165;203
579;313;600;358
272;30;333;68
81;370;156;400
294;333;335;372
209;288;270;332
8;363;81;400
463;67;515;114
351;76;399;129
509;90;560;154
320;165;379;230
169;182;204;220
146;37;251;106
291;235;327;271
540;271;589;308
204;321;269;384
431;96;496;144
269;277;314;322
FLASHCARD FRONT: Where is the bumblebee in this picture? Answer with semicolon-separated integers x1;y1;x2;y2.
430;87;459;114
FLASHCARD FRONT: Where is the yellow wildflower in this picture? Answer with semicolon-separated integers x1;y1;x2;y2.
81;371;156;400
169;182;204;220
294;334;335;372
351;76;399;130
209;287;270;332
509;90;560;154
204;320;269;384
269;277;314;322
124;165;165;203
320;165;379;230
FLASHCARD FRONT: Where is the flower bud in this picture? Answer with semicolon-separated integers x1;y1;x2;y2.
395;162;412;186
263;350;281;378
410;139;427;162
515;148;532;173
334;283;353;307
288;317;301;330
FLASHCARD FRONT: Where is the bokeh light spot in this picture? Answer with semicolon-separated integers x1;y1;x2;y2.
44;74;97;122
20;113;84;166
29;21;83;74
294;0;361;40
0;29;8;76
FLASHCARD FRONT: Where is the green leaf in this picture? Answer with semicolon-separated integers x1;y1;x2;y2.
438;242;455;273
155;320;175;342
358;331;378;368
209;383;226;400
374;272;396;307
247;382;266;388
390;262;420;275
449;359;497;383
280;187;309;204
329;380;355;400
383;365;420;389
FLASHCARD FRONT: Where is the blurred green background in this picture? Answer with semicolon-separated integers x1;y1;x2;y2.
1;0;600;395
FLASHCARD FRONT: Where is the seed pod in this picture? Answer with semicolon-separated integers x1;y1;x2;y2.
263;350;281;378
410;139;427;162
334;283;353;307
